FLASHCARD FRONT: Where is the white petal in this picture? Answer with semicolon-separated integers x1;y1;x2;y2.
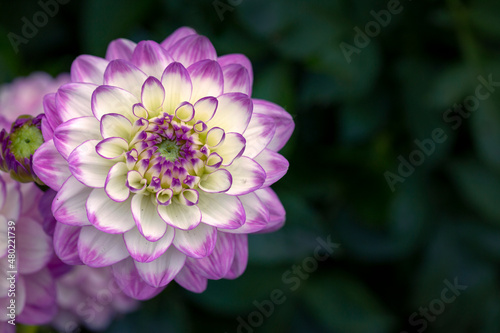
55;83;97;122
123;226;174;263
213;132;245;166
91;85;138;121
187;60;223;103
86;188;135;234
78;226;129;267
219;192;269;234
103;60;148;98
32;140;71;191
172;222;217;258
208;93;252;134
131;194;167;242
242;114;276;158
71;55;108;85
68;140;115;188
104;162;130;202
52;176;92;226
199;169;232;193
53;116;102;159
100;113;133;140
157;202;201;230
197;191;245;229
225;157;266;196
141;76;165;114
161;62;192;114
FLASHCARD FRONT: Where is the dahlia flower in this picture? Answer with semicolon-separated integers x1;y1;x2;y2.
33;27;294;298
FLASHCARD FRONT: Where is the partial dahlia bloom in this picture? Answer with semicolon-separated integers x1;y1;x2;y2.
33;27;294;298
0;174;57;332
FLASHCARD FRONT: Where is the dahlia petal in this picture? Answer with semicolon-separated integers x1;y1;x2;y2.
96;137;129;159
243;114;276;158
68;139;115;188
222;64;251;95
17;217;52;274
219;192;269;234
103;59;148;98
55;83;96;122
255;187;286;233
53;223;84;265
0;180;20;221
43;93;62;130
187;231;235;279
52;176;92;226
254;149;289;187
100;113;133;140
157;201;201;231
92;85;138;121
135;247;186;287
214;132;245;166
131;194;167;241
187;60;223;103
78;226;129;267
174;266;208;293
172;222;217;258
197;191;245;229
199;169;232;193
225;157;266;195
105;162;130;202
112;258;165;300
225;234;248;279
124;226;174;263
206;127;225;148
86;188;135;234
193;96;217;122
175;102;195;122
208;93;252;134
71;55;108;85
41;110;55;141
132;41;173;78
53;116;102;159
33;140;72;191
253;99;294;151
141;76;165;114
106;38;137;61
17;269;57;325
161;62;193;114
217;53;253;85
160;26;197;50
169;35;217;68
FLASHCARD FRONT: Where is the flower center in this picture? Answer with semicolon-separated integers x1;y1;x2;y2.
9;121;44;159
156;139;181;161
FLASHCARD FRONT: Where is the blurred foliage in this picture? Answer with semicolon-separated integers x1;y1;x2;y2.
2;0;500;332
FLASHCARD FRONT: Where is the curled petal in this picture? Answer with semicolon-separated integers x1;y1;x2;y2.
214;132;245;166
218;53;253;86
219;192;269;234
105;162;130;202
199;169;232;193
141;76;165;113
92;85;137;121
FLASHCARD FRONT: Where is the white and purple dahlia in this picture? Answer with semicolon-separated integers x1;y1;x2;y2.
33;27;294;299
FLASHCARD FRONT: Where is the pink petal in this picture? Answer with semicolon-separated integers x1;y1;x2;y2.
52;176;92;227
254;149;289;187
172;222;217;258
78;226;129;267
123;227;174;263
53;223;83;265
252;99;294;152
131;40;173;78
71;55;108;85
106;38;137;61
135;247;186;287
33;140;71;191
169;35;217;68
103;59;148;98
255;187;286;233
174;265;207;293
187;60;223;102
112;258;165;300
160;27;197;50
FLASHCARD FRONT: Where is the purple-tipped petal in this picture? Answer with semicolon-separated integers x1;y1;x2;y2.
224;234;248;279
33;140;71;191
124;226;174;263
100;113;133;139
96;137;129;159
53;116;102;159
217;53;253;86
68;139;115;188
43;93;63;131
112;258;165;300
187;60;223;102
71;55;108;85
252;99;294;152
254;149;289;187
131;194;167;242
53;223;84;265
55;83;96;122
161;62;193;114
157;202;201;230
105;162;130;202
172;222;217;258
169;35;217;68
103;59;148;98
78;226;129;267
208;93;252;134
141;76;165;112
222;64;251;96
255;187;286;233
106;38;137;61
225;157;266;195
52;176;92;226
186;231;235;279
161;27;197;50
243;114;276;158
132;41;173;78
197;192;245;229
92;85;138;121
174;266;207;293
86;188;136;234
219;192;269;234
193;96;217;122
214;132;246;166
134;247;186;288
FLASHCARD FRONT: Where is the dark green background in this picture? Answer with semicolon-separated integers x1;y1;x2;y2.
2;0;500;332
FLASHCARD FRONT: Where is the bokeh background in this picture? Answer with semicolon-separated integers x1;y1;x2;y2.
1;0;500;332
